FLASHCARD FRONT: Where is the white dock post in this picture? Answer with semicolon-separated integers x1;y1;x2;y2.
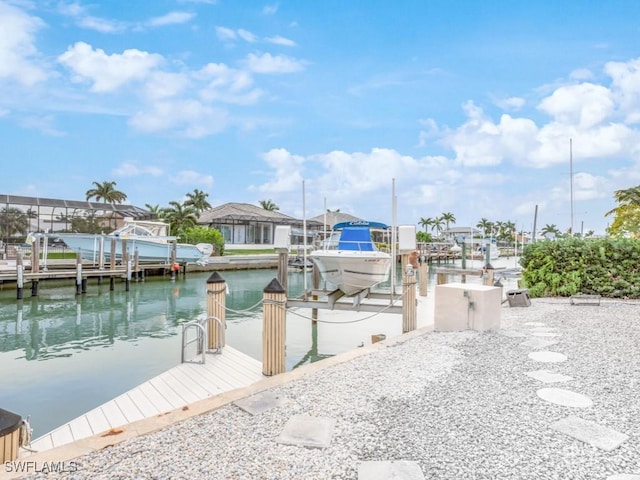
262;278;286;376
402;254;417;333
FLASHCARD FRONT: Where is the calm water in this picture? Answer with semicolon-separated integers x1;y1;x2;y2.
0;266;437;438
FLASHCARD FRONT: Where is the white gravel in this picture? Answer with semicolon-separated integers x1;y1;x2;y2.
15;298;640;479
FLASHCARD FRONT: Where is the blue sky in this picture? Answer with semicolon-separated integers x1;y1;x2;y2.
2;0;640;236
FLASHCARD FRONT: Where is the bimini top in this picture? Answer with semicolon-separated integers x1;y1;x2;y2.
332;221;389;231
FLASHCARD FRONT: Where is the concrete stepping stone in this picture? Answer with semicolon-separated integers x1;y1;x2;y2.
358;460;425;480
525;370;573;383
531;332;560;338
607;475;640;479
276;414;335;448
498;330;527;338
530;327;556;332
551;415;629;451
525;322;546;326
234;391;292;415
520;338;558;349
528;351;567;363
537;388;593;408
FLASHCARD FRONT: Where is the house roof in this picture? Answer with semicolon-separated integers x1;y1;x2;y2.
198;202;322;226
308;212;363;229
444;226;482;235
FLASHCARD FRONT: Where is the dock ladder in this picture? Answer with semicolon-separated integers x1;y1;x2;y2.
181;316;224;364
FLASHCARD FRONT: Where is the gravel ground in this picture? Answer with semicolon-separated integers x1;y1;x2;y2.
14;298;640;480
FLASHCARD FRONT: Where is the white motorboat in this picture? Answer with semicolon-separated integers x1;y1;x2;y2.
54;218;212;264
309;221;392;296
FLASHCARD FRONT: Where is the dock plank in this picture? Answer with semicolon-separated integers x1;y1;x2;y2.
28;344;263;453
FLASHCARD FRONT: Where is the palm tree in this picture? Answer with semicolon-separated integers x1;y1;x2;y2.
259;199;279;211
476;218;493;237
432;216;445;239
540;223;561;238
419;217;434;233
184;189;211;215
161;201;198;236
440;212;456;231
85;181;127;204
0;207;29;238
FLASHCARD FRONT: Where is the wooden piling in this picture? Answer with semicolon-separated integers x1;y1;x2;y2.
31;236;40;274
402;254;417;333
262;278;286;376
206;272;226;350
277;252;288;291
483;265;495;286
418;259;428;296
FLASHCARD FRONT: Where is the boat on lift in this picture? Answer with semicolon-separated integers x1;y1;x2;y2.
309;221;392;296
54;218;212;264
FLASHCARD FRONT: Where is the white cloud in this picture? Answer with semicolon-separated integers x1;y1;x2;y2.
538;82;615;129
265;35;296;47
57;2;125;33
146;11;195;27
19;115;66;136
237;29;257;42
215;26;236;41
255;148;305;193
263;4;278;15
128;99;228;138
0;2;47;85
495;96;525;111
113;162;164;177
196;62;262;104
58;42;163;92
143;71;190;100
245;52;305;74
172;170;214;188
605;57;640;123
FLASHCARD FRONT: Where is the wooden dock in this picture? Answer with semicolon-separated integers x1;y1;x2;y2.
28;346;265;453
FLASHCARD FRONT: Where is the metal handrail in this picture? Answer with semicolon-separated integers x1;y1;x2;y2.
181;319;206;364
205;315;225;355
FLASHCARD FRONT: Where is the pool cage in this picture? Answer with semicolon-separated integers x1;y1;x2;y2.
0;194;152;258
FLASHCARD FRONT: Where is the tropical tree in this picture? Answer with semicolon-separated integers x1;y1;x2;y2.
440;212;456;231
606;185;640;237
432;216;445;239
259;199;279;211
419;217;434;233
85;181;127;204
145;204;162;215
0;207;29;238
161;201;198;236
476;218;493;237
184;189;211;215
540;223;561;238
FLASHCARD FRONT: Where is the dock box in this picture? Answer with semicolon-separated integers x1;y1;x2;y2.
0;408;22;463
506;289;531;307
434;282;501;332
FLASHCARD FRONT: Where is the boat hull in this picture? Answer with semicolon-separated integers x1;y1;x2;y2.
56;234;208;264
309;250;391;296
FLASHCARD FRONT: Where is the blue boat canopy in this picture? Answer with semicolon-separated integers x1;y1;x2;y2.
337;227;375;251
332;221;389;231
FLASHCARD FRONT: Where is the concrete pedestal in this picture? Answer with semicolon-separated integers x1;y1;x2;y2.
434;282;501;332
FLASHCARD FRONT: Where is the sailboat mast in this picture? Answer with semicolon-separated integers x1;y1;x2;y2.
570;138;574;236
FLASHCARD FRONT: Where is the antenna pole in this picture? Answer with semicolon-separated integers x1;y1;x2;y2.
570;138;574;236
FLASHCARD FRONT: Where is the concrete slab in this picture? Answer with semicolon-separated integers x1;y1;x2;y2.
530;327;556;332
607;475;640;480
525;370;573;383
358;460;425;480
524;322;547;326
498;330;527;338
537;388;593;408
528;351;567;363
276;415;335;449
520;338;559;349
234;391;292;415
550;416;629;451
531;332;560;338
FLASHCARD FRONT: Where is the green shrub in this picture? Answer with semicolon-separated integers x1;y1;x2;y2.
180;226;225;256
520;237;640;298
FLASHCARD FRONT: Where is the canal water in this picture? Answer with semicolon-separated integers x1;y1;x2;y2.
0;266;435;438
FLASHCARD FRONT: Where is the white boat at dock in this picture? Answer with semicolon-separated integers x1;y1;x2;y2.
54;218;212;264
309;221;392;296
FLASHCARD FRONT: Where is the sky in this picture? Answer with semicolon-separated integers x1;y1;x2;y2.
2;1;640;236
